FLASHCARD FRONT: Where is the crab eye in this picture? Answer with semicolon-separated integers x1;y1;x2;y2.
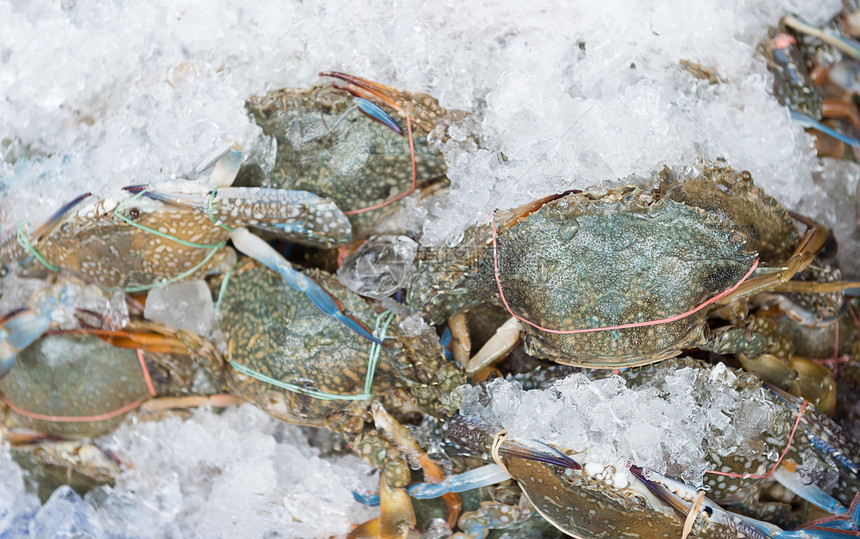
128;207;140;220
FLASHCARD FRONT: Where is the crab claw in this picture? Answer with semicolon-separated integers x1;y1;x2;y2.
407;464;512;500
321;71;408;109
0;308;54;378
30;192;93;241
195;142;243;187
125;186;352;249
229;228;383;345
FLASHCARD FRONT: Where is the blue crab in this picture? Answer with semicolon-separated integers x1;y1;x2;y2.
0;279;235;499
0;280;226;437
764;14;860;156
409;165;859;384
0;143;380;343
399;358;860;538
244;71;472;239
214;260;466;535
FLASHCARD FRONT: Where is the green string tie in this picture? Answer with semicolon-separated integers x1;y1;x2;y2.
114;188;226;250
229;310;395;401
213;269;233;316
119;243;226;293
111;187;230;293
16;223;59;272
207;187;235;232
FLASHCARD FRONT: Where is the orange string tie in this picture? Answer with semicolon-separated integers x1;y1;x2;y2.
344;101;416;215
705;400;808;480
0;348;157;423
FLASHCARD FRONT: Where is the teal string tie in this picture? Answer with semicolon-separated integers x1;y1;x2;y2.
118;242;226;293
207;187;235;232
113;188;225;250
16;223;59;272
230;310;395;401
213;269;233;316
110;186;230;293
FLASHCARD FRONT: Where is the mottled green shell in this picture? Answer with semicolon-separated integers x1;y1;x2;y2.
218;263;455;426
659;162;800;265
245;85;447;238
0;334;153;438
504;189;756;367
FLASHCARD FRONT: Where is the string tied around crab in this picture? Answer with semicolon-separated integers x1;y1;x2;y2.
488;216;759;335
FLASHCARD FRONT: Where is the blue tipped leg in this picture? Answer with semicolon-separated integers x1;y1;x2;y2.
791;111;860;149
355;97;403;135
30;192;92;240
229;228;383;345
354;464;511;507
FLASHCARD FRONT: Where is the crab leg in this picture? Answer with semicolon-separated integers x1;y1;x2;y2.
447;313;472;367
194;142;243;187
349;475;415;539
466;317;521;376
372;401;462;528
229;228;383;345
408;464;512;499
0;192;93;270
126;186;352;249
717;216;830;304
321;71;442;134
791;110;860;149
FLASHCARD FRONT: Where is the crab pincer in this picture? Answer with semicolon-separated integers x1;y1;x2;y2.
0;287;70;378
123;143;380;345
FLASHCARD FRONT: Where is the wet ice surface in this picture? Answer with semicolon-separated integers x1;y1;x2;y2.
337;235;418;299
458;362;778;485
1;405;377;538
0;0;845;248
0;0;856;535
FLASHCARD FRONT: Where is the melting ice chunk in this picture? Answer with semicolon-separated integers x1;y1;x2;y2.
337;235;418;299
28;486;105;538
0;448;40;537
143;279;214;336
458;360;776;484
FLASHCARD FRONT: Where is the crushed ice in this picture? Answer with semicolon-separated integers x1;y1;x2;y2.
0;0;855;533
457;363;777;484
1;405;376;538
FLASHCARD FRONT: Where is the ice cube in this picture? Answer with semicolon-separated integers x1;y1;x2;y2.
29;486;106;538
143;279;214;336
337;235;418;299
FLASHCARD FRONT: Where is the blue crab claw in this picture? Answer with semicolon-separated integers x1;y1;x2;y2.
194;142;243;187
320;71;426;130
626;466;779;538
791;110;860;149
123;186;352;248
229;228;384;345
354;464;511;507
408;464;511;500
0;308;54;378
392;438;582;502
498;438;583;470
